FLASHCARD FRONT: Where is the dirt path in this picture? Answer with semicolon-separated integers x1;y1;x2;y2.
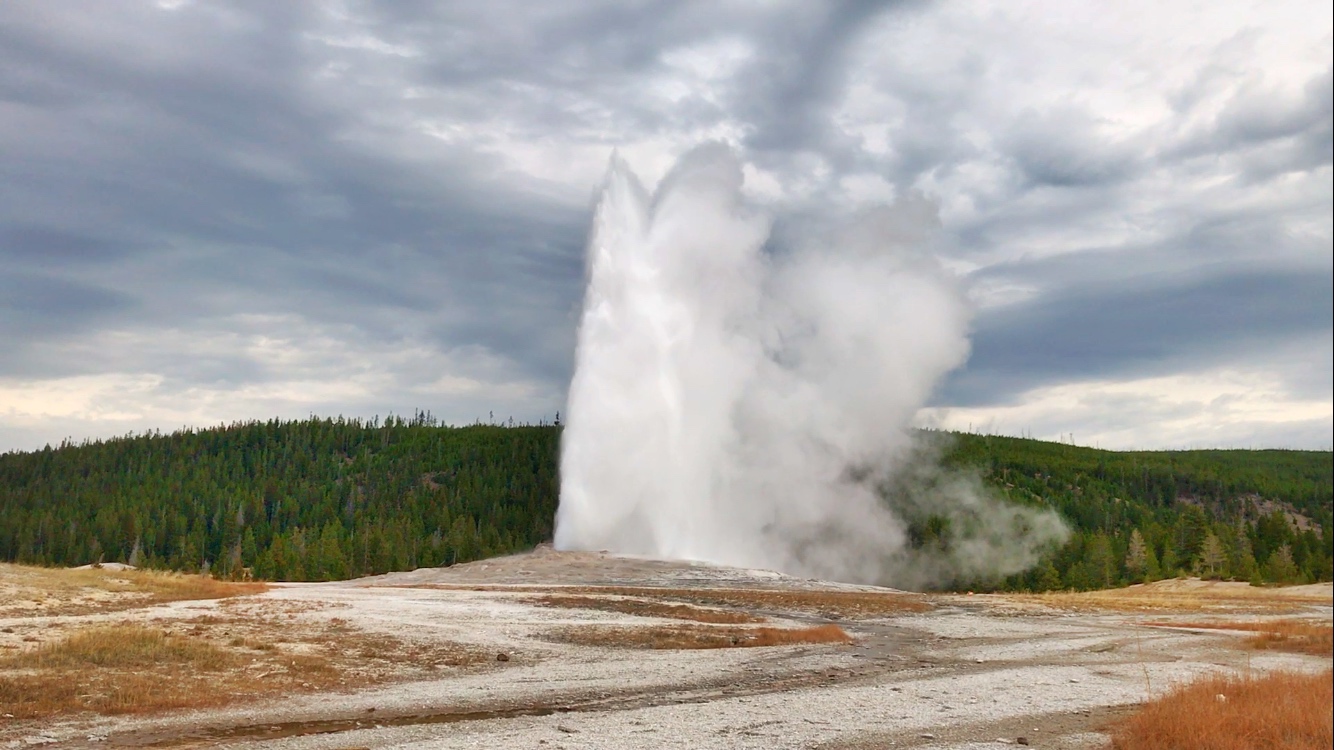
4;551;1330;750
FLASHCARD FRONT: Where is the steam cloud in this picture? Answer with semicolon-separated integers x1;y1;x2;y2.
555;144;1067;589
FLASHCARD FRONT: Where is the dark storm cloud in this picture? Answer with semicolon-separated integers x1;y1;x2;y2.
941;224;1328;422
1168;65;1333;179
0;0;919;398
0;0;590;390
731;0;907;156
343;0;908;153
942;266;1333;407
0;274;134;339
1003;107;1147;188
1193;66;1331;149
0;226;137;265
0;0;1329;450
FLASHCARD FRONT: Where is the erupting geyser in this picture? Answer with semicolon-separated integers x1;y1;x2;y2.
555;144;1066;588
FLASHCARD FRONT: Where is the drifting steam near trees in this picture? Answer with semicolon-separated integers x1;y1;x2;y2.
555;144;1067;589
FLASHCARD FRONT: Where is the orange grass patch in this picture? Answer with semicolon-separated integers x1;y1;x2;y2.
122;570;268;602
643;588;929;618
0;616;493;720
0;562;268;618
746;624;853;647
1144;619;1332;657
527;595;765;624
1;625;247;718
10;625;235;670
1110;669;1332;750
548;622;853;650
1002;581;1329;614
420;584;929;619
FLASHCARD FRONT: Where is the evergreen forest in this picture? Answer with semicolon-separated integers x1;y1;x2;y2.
1;417;1329;591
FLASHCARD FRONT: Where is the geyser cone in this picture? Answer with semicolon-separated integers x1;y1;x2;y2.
556;144;1067;589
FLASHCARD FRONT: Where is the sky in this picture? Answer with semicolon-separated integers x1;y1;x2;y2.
1;0;1330;453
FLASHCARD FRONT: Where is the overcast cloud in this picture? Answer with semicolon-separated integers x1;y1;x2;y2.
1;0;1330;452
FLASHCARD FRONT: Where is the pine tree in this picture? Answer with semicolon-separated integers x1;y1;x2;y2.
1142;542;1161;583
1198;533;1228;579
1034;560;1062;591
1125;529;1148;578
1174;505;1209;563
1160;544;1179;579
1264;544;1300;584
1231;526;1258;582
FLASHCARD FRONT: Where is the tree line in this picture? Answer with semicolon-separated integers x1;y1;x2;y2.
0;414;557;581
936;432;1332;591
0;419;1328;590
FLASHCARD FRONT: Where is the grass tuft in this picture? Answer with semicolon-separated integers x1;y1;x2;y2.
124;569;269;602
418;584;929;619
11;625;234;670
0;619;493;721
1110;669;1332;750
746;624;853;647
1003;580;1330;614
1144;619;1332;657
548;623;853;650
1243;621;1332;657
528;595;765;624
0;562;268;618
1;625;240;718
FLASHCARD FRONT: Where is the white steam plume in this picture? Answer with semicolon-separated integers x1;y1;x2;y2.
555;144;1066;588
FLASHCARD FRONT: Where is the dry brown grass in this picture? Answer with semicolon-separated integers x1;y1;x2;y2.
745;624;852;646
0;562;268;618
114;569;266;599
420;584;929;619
10;625;235;670
637;587;929;618
527;595;765;624
1;624;249;718
1144;619;1333;657
1109;669;1332;750
1002;581;1330;614
1247;621;1333;657
0;614;494;721
548;622;853;650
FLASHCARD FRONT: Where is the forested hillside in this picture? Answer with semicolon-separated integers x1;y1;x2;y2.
942;433;1332;590
1;418;1329;590
0;415;558;581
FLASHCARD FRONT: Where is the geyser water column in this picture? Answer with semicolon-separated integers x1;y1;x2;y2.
555;144;1067;587
555;144;768;562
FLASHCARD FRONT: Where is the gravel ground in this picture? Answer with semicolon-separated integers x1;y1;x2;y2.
6;551;1330;750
